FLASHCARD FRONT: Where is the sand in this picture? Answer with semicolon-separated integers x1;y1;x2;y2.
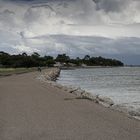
0;69;140;140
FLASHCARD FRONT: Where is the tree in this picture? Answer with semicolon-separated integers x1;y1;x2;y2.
83;55;90;61
55;54;70;63
44;55;55;67
31;52;40;59
22;52;28;57
0;51;124;68
46;59;55;67
44;55;53;61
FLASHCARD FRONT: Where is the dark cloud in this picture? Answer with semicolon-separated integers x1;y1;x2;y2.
93;0;129;13
5;0;35;1
0;9;15;15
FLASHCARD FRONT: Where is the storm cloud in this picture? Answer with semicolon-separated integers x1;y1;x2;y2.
0;0;140;64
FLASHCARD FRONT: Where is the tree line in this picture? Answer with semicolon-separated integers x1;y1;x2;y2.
0;51;124;68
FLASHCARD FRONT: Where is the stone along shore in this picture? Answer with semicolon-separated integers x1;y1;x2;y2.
38;67;140;120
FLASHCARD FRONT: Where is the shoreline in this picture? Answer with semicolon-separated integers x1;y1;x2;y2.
60;66;124;70
60;65;140;71
39;67;140;121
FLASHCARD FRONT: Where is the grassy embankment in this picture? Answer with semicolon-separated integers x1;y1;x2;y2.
0;68;37;77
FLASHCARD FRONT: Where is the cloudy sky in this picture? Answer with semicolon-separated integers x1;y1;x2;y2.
0;0;140;64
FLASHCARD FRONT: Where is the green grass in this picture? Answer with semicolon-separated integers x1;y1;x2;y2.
0;68;37;76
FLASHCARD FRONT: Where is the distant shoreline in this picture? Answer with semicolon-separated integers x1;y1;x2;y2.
60;65;124;70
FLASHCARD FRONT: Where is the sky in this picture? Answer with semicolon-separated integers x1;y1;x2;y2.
0;0;140;64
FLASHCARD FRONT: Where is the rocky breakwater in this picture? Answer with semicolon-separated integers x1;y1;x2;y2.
37;68;140;120
57;85;140;120
44;68;61;81
37;68;114;108
63;87;114;107
36;68;61;83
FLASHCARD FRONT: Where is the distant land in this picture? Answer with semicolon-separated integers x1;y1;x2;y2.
0;51;124;68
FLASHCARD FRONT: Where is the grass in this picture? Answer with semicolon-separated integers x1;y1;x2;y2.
0;68;37;77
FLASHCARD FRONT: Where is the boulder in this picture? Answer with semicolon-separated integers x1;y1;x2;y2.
97;96;114;107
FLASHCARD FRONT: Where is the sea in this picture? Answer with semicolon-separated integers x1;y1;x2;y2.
57;67;140;115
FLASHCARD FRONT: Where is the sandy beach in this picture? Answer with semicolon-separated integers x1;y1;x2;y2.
0;69;140;140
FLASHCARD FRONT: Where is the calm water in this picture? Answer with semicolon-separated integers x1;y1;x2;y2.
57;67;140;111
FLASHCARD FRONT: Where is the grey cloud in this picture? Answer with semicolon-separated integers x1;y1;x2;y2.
50;35;140;55
0;0;140;65
24;3;56;23
1;26;140;64
93;0;130;13
0;9;15;15
0;45;18;54
0;9;15;25
25;34;140;65
30;34;140;57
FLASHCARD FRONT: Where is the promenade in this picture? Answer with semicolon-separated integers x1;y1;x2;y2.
0;70;140;140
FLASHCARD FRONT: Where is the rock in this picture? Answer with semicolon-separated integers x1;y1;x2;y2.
62;86;68;91
82;92;100;103
68;87;80;93
128;110;140;117
86;93;97;100
55;84;63;89
73;89;85;96
97;96;114;106
43;68;61;82
112;105;128;113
